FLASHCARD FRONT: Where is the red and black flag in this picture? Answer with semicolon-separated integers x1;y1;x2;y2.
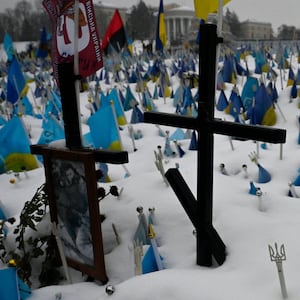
102;9;126;55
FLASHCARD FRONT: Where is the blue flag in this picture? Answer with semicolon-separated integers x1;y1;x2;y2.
3;32;14;61
6;56;28;104
0;267;20;300
37;114;65;146
155;0;167;52
20;95;33;116
0;116;38;174
107;88;127;125
35;26;49;59
123;85;138;111
87;104;122;151
246;83;276;126
241;76;259;110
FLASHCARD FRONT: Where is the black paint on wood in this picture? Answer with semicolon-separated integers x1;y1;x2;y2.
144;23;287;267
57;63;82;149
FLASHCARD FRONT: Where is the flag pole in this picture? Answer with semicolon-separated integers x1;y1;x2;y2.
73;0;83;142
215;0;224;104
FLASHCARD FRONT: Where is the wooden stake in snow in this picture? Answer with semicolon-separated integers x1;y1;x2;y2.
52;222;72;284
133;240;143;276
268;243;288;299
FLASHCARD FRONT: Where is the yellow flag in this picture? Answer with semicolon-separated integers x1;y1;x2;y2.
194;0;231;20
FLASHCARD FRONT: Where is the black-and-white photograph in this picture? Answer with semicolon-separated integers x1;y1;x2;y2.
51;158;94;266
40;149;108;283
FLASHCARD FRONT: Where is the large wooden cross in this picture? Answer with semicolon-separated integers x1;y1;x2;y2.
31;62;128;283
144;24;286;267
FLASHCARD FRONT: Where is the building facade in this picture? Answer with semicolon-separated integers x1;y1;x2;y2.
164;5;198;46
239;20;273;40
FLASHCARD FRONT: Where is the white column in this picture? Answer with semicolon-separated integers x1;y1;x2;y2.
171;18;174;42
181;17;184;36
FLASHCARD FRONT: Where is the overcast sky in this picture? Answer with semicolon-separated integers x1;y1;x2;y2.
0;0;299;32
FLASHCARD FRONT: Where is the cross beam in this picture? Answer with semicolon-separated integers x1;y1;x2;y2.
144;23;286;267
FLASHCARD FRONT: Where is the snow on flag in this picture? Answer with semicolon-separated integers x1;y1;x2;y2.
43;0;103;84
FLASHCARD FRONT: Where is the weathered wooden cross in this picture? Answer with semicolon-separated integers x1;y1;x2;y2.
31;62;128;283
144;23;286;267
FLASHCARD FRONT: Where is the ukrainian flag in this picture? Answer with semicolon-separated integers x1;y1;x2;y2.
155;0;167;52
0;116;39;174
194;0;231;21
87;103;122;151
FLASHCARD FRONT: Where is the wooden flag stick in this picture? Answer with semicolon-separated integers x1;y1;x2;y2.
52;222;72;283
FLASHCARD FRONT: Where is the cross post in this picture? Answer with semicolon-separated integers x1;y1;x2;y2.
31;62;128;282
144;23;286;266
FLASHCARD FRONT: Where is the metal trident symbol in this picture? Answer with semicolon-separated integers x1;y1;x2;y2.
268;243;288;299
268;242;286;262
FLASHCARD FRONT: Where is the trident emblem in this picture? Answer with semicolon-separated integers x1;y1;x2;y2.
268;243;288;299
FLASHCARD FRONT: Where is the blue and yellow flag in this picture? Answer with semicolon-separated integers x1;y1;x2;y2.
155;0;167;52
87;103;122;151
247;83;276;126
0;116;39;174
6;56;28;104
194;0;231;20
107;88;127;125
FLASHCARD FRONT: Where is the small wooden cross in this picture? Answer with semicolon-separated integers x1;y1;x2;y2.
144;24;286;267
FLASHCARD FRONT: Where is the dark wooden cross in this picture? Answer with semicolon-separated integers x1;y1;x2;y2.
31;62;128;283
144;24;286;267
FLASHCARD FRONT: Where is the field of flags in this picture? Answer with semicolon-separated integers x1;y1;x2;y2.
2;0;300;299
1;32;298;176
1;33;300;297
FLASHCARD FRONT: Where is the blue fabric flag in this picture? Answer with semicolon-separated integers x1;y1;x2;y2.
0;116;38;174
133;220;149;245
0;202;7;220
216;89;229;111
189;130;198;150
257;163;271;183
222;55;235;83
293;170;300;186
20;95;33;116
241;76;259;110
130;105;144;124
123;86;138;111
6;56;27;104
229;88;244;118
249;181;258;195
87;104;122;151
290;80;298;99
37;115;65;146
35;26;49;59
107;88;127;125
155;0;167;52
0;267;20;300
45;90;62;120
246;83;276;126
170;128;185;141
142;244;163;274
3;32;14;61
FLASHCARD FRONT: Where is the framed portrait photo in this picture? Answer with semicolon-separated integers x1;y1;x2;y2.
42;148;108;283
